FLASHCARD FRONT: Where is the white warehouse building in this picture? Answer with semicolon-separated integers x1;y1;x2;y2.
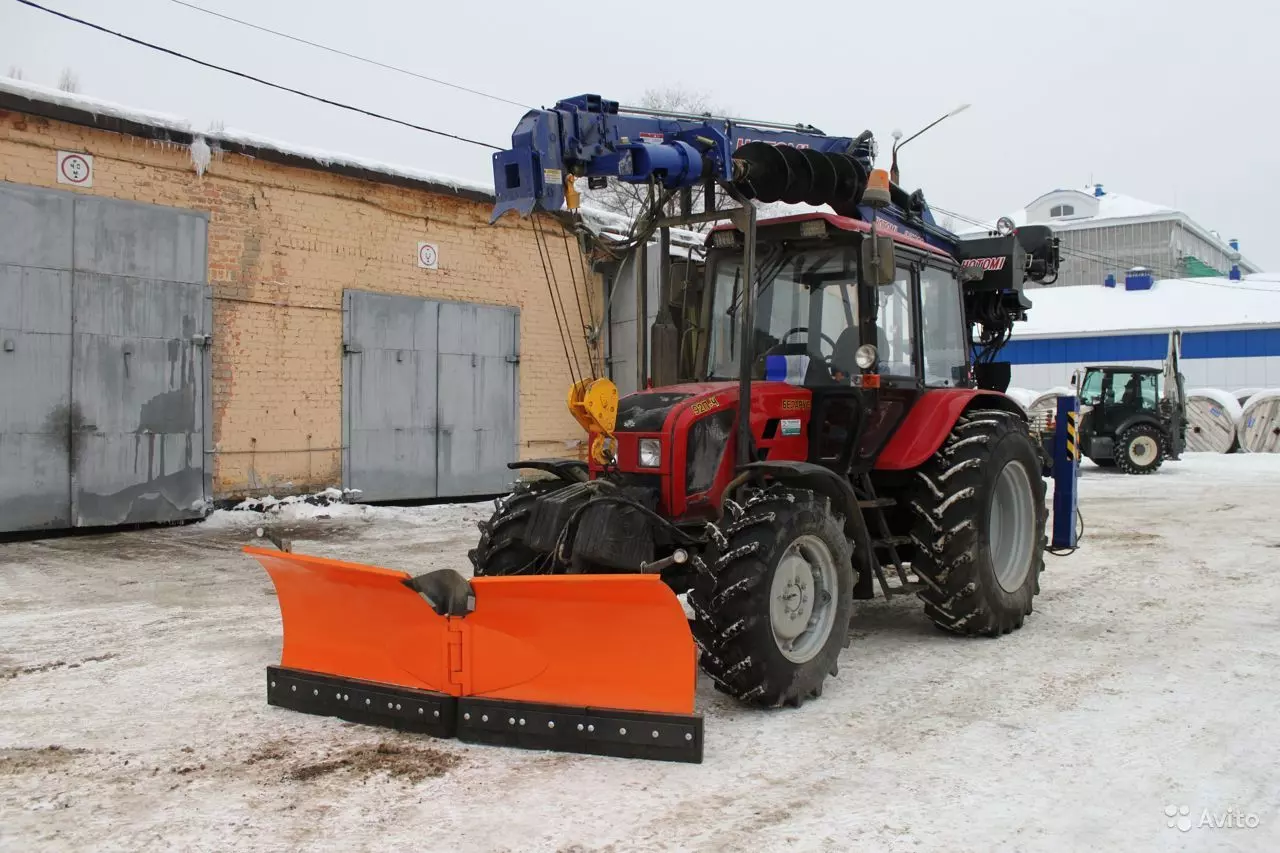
1000;184;1261;289
1006;271;1280;392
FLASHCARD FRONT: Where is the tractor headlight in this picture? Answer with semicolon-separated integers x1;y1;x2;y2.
854;344;878;370
638;438;662;468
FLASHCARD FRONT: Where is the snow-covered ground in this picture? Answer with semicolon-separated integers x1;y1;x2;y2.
3;454;1279;852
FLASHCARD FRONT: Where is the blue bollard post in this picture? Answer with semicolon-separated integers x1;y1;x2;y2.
1051;394;1080;550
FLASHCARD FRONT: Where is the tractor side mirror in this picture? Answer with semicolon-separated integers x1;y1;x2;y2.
862;236;897;286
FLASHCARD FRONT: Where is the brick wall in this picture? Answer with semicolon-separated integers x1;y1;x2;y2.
0;109;602;498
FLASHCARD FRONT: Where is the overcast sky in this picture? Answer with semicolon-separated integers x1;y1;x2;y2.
2;0;1276;268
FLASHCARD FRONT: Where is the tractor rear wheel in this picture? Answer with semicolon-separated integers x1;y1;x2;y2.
1115;424;1164;474
688;485;853;708
907;409;1047;636
468;479;564;576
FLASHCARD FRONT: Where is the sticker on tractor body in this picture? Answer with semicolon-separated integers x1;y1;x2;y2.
691;396;721;416
780;418;802;437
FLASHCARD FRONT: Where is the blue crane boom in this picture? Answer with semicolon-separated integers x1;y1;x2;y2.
490;95;900;220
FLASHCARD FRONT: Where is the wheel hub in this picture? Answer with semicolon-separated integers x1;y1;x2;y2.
1130;435;1157;462
988;460;1036;594
768;535;838;664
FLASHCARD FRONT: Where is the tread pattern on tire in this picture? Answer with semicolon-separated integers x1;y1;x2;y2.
907;409;1047;637
467;479;564;576
688;485;853;708
1114;423;1163;475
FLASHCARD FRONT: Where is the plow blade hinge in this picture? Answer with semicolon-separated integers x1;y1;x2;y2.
266;666;456;738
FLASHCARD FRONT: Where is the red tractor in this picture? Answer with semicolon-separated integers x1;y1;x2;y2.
247;96;1067;764
471;98;1062;706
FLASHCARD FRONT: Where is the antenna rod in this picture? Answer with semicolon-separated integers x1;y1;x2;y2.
890;103;971;184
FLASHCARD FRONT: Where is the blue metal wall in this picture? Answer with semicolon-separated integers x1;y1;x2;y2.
1002;328;1280;365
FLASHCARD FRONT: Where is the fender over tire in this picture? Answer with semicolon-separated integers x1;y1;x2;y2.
469;478;567;576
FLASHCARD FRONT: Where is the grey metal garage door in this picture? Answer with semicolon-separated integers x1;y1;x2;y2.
342;291;519;501
0;183;211;533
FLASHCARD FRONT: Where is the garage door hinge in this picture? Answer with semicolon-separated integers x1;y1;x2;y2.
343;341;363;354
505;355;520;364
191;334;212;348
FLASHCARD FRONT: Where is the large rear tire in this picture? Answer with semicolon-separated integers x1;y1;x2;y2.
907;409;1047;636
1115;424;1163;475
688;485;853;707
468;479;565;576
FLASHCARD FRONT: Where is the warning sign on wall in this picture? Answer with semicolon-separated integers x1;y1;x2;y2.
57;151;93;187
417;241;439;270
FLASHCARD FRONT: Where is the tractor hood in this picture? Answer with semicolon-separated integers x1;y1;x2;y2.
614;383;737;433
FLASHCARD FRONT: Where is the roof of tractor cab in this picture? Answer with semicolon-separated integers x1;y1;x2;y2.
1086;365;1163;373
710;212;952;260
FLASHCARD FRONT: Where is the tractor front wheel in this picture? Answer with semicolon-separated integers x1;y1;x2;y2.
908;409;1047;636
1115;424;1164;474
468;479;563;576
688;485;853;707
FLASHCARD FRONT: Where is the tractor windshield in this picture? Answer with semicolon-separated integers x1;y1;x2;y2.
707;245;861;383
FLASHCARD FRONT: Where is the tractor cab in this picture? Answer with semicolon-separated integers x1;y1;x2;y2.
1073;364;1185;473
699;213;972;476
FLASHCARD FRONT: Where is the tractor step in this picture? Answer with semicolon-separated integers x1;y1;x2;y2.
857;498;896;509
872;535;912;549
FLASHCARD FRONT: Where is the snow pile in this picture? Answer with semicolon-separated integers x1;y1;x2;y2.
202;495;369;529
231;484;358;512
1017;276;1280;336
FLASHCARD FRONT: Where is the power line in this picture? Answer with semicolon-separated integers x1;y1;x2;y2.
163;0;532;111
13;0;503;150
931;204;993;231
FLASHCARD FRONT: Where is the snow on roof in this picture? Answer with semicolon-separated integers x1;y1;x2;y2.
1017;276;1280;337
210;126;491;198
0;75;488;197
576;206;705;250
0;76;192;134
951;184;1261;272
1019;187;1173;226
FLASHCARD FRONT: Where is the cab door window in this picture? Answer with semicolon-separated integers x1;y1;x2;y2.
919;266;969;387
876;268;915;376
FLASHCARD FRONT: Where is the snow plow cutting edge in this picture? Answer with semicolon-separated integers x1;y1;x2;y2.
246;546;704;763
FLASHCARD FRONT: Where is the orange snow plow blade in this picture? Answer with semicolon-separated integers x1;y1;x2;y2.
246;546;703;762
